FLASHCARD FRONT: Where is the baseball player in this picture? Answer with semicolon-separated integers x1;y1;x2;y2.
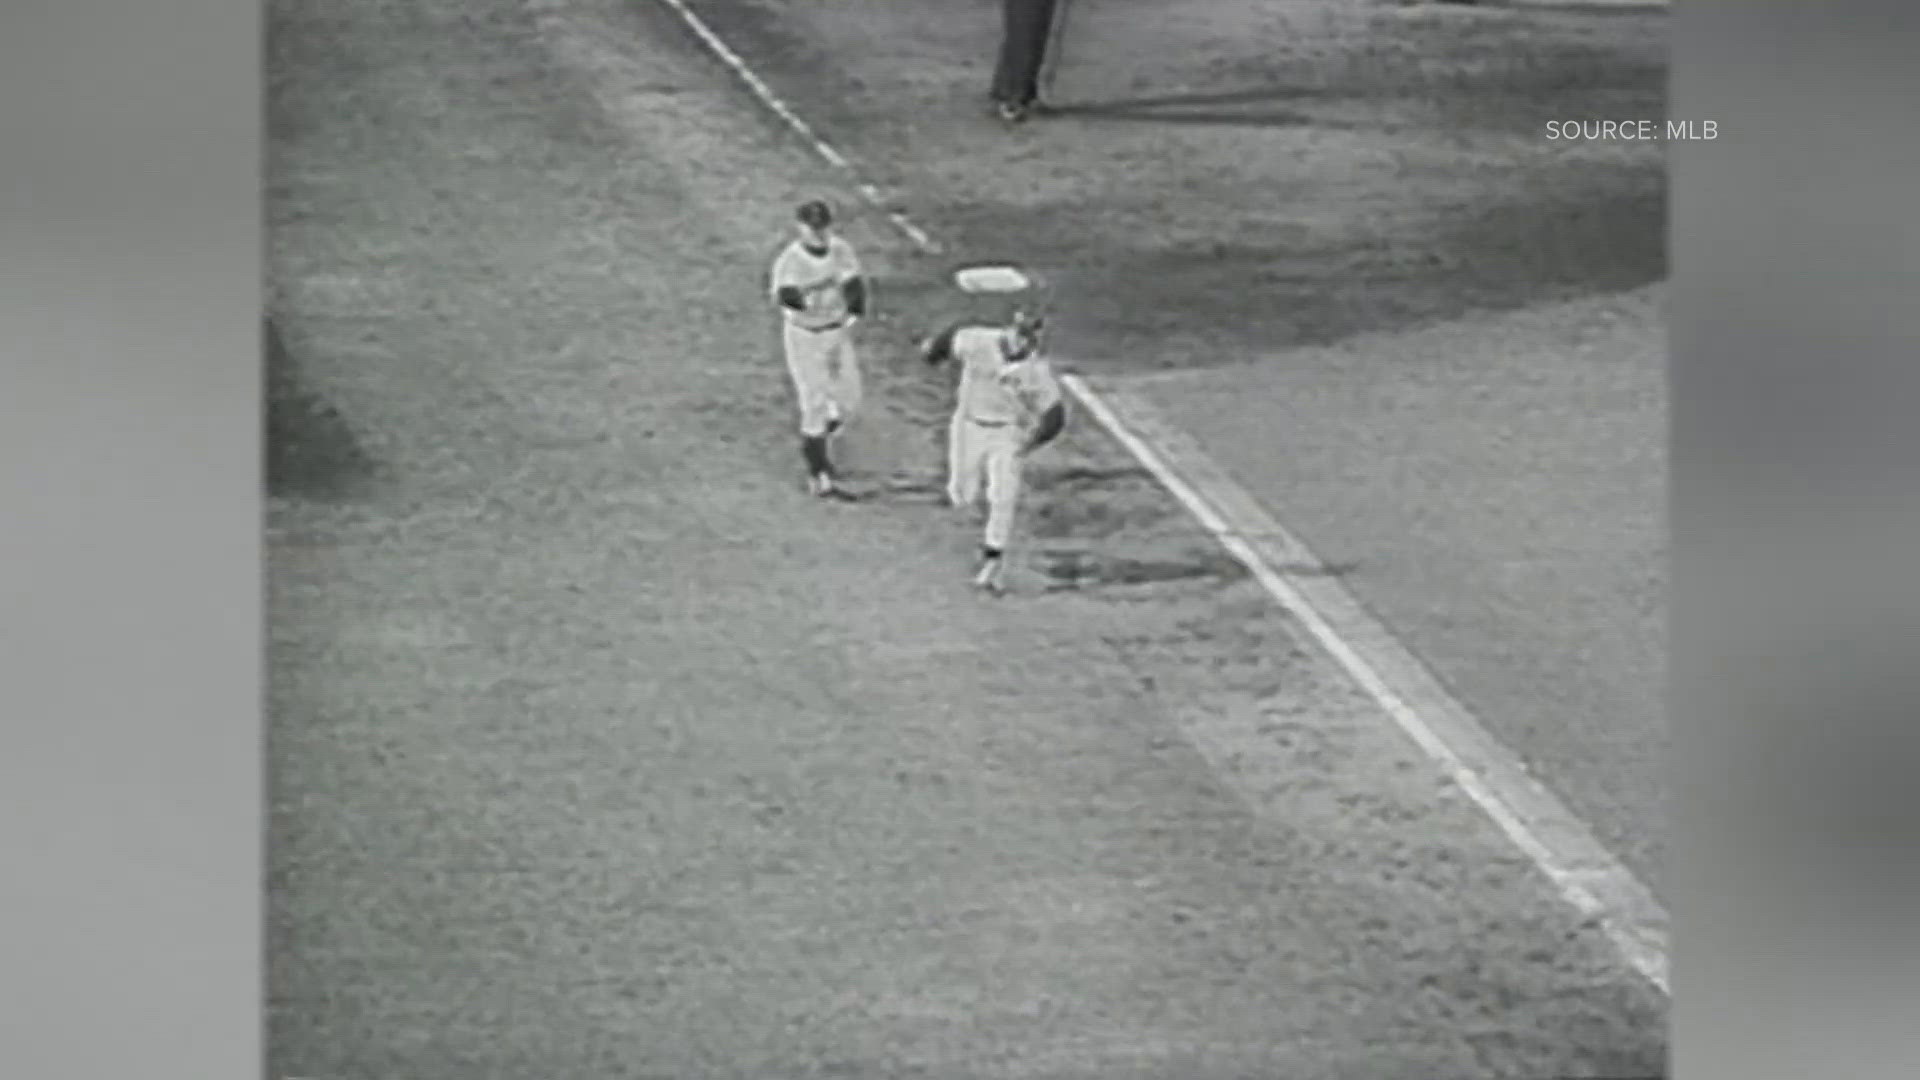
991;0;1063;122
922;310;1067;592
770;199;867;497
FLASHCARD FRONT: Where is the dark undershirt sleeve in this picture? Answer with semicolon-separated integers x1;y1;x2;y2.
923;322;963;365
776;286;805;311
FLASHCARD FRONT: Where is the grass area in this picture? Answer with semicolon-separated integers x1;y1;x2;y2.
697;0;1667;371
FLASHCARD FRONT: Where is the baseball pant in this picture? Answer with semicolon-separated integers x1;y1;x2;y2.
783;322;861;438
991;0;1060;107
948;414;1025;550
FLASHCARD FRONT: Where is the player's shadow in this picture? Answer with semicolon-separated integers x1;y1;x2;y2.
1027;464;1156;491
1269;558;1362;579
1045;87;1318;129
865;470;949;503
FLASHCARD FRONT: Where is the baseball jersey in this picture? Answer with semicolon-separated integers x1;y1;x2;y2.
770;236;862;331
952;326;1062;426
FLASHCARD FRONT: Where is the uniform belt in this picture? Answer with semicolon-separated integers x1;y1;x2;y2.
796;319;848;333
967;416;1013;428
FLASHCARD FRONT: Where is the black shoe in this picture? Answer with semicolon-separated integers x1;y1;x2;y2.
994;99;1032;124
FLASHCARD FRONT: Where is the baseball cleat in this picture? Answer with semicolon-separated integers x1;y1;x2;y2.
971;557;1005;593
813;474;863;501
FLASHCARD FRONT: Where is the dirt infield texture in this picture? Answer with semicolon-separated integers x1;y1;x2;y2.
681;0;1670;899
693;0;1665;369
266;0;1668;1075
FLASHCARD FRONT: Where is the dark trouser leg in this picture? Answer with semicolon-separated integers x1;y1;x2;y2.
801;434;832;478
991;0;1059;106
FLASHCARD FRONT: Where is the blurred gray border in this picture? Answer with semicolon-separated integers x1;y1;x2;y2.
8;0;1920;1077
0;1;261;1078
1673;1;1920;1078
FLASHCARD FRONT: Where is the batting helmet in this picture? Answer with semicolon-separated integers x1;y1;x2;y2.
796;200;833;228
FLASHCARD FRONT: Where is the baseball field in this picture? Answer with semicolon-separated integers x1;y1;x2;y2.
267;0;1669;1075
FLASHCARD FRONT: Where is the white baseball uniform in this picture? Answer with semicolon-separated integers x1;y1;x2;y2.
769;235;863;438
945;326;1063;550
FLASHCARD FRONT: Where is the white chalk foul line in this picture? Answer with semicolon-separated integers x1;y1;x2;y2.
1067;378;1670;996
652;0;1669;996
652;0;939;253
